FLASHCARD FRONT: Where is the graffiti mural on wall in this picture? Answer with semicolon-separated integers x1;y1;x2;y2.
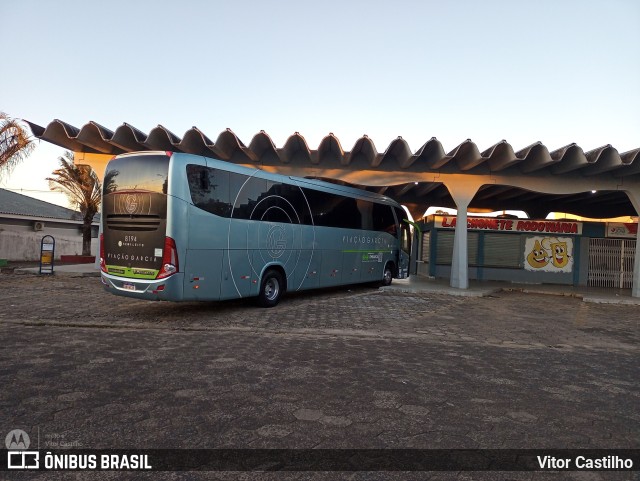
524;236;573;272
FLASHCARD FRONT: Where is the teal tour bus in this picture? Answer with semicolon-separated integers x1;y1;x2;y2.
100;151;410;306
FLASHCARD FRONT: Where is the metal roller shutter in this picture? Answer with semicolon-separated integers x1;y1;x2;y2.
483;234;521;268
421;232;431;262
436;231;479;265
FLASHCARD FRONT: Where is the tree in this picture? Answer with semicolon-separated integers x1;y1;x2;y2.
47;151;102;256
0;112;35;177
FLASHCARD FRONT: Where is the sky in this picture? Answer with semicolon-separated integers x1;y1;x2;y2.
1;0;639;209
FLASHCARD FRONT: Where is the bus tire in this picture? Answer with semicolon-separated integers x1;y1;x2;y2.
381;263;394;287
258;269;284;307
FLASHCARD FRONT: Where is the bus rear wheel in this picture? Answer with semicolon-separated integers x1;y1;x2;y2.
258;269;284;307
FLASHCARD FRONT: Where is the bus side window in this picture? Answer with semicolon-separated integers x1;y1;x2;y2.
302;189;362;229
373;203;397;236
200;169;210;190
187;165;208;204
186;165;231;217
230;173;268;220
393;207;411;250
262;182;303;223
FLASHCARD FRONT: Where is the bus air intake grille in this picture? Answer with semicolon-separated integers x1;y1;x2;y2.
106;215;161;231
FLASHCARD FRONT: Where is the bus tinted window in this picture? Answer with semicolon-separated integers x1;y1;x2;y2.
302;188;362;229
186;165;231;217
104;155;169;194
185;165;399;233
394;207;406;224
394;207;411;251
260;182;304;223
373;203;397;236
230;173;268;220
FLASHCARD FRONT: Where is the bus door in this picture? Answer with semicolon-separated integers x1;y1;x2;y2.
395;209;411;279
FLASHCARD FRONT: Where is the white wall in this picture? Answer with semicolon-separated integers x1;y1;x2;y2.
0;224;98;261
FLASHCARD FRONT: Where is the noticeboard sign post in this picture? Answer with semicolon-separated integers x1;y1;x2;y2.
39;235;55;275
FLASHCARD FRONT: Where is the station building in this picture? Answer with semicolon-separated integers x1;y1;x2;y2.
417;214;637;290
26;120;640;297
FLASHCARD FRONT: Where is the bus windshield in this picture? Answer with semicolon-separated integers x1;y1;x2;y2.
104;154;169;194
101;154;170;279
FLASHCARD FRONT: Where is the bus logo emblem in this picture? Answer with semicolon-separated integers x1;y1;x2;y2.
267;226;286;258
124;194;139;214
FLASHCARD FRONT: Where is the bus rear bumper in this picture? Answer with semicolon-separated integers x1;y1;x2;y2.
100;272;184;301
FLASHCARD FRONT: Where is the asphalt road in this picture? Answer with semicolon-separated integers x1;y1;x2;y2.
0;274;638;481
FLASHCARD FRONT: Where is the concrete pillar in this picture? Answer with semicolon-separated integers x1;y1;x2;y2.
626;189;640;298
634;232;640;298
526;207;551;220
451;199;471;288
445;180;484;289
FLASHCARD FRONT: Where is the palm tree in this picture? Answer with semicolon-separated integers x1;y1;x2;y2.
0;112;35;177
47;151;102;256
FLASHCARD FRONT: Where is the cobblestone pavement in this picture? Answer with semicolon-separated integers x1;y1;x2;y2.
0;273;638;481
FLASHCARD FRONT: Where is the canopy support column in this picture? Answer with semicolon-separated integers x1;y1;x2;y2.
626;189;640;298
634;232;640;298
444;180;484;289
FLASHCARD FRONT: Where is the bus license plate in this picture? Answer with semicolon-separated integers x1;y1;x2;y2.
122;282;136;291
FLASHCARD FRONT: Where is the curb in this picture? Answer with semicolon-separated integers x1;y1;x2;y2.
13;268;100;278
380;285;499;297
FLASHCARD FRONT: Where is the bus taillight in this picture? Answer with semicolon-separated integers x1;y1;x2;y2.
99;233;107;273
157;236;179;279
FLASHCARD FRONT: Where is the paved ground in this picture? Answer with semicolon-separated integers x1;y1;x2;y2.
0;272;638;480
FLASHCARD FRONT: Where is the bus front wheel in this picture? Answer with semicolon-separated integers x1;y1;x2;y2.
258;269;284;307
381;263;394;287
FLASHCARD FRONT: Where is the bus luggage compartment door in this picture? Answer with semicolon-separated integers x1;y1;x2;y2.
342;250;362;284
220;250;253;299
183;249;223;300
320;250;343;287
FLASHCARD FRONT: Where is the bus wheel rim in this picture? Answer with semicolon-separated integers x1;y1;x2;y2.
265;278;279;300
384;269;392;283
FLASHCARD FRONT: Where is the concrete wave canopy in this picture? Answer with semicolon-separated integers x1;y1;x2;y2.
25;119;640;220
25;119;640;175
